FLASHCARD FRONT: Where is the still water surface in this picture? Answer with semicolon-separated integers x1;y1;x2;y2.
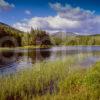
0;46;100;75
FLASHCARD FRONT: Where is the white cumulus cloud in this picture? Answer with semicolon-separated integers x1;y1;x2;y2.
13;15;80;33
49;3;95;21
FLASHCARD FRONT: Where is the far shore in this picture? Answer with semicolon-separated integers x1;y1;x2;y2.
0;45;52;51
0;45;100;51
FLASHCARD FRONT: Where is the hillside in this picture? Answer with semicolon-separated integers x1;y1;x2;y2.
0;22;24;36
0;22;24;47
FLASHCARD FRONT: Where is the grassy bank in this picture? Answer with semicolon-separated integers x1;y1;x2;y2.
0;45;52;51
0;45;100;52
0;58;100;100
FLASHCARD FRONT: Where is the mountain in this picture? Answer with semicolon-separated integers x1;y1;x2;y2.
51;32;78;38
51;31;100;38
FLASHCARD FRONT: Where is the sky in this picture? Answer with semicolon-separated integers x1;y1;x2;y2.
0;0;100;34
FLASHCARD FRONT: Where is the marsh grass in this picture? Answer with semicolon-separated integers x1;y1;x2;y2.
0;45;52;51
0;57;100;100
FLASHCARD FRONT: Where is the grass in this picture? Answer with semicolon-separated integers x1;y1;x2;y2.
0;57;100;100
0;45;52;51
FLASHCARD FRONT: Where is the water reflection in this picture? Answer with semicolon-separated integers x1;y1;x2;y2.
28;48;51;63
0;46;100;75
0;50;22;67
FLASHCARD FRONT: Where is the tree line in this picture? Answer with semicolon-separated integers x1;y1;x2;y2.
51;35;100;46
0;23;52;47
1;23;100;47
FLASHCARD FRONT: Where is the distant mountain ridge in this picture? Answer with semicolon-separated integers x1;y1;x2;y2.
51;32;78;39
51;31;100;38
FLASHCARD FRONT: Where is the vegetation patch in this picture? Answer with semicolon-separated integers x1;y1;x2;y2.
0;57;100;100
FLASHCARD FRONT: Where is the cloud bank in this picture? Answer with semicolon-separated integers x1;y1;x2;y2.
0;0;15;10
13;3;100;34
13;16;80;33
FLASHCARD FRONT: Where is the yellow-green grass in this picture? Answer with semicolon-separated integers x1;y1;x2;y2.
0;45;52;51
0;57;100;100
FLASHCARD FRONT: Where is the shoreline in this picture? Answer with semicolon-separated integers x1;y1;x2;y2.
0;45;100;52
0;45;52;51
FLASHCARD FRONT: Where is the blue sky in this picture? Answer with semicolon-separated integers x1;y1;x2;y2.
0;0;100;34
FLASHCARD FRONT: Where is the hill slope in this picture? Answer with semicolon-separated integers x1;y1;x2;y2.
0;22;24;47
0;22;24;36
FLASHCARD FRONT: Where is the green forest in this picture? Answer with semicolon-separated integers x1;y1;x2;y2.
0;22;100;47
0;23;52;47
52;35;100;46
